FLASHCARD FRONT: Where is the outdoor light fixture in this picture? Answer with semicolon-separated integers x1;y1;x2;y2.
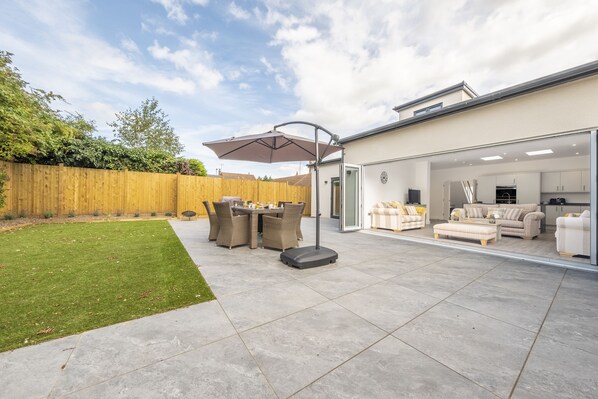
480;155;503;161
526;149;553;156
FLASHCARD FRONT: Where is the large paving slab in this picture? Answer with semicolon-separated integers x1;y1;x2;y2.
394;302;536;397
62;336;276;399
293;336;497;399
241;301;386;398
49;301;236;398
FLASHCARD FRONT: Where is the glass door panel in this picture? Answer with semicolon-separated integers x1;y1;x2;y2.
341;164;361;231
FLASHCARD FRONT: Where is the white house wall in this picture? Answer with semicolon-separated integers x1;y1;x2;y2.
429;155;590;219
311;163;340;218
343;75;598;166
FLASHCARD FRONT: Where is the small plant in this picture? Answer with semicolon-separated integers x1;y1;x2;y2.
92;209;101;217
116;210;122;217
18;210;26;218
134;212;140;217
164;211;173;217
43;211;54;219
3;213;14;220
150;211;157;217
67;210;76;218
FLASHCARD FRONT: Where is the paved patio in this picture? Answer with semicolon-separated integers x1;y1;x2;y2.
1;218;598;398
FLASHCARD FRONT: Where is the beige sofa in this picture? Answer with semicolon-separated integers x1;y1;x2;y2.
369;202;427;232
555;210;590;256
452;203;544;239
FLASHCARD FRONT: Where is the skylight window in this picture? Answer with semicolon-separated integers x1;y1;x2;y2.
525;149;553;156
480;156;503;161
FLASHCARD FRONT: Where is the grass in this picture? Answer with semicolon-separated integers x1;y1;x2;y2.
0;220;214;352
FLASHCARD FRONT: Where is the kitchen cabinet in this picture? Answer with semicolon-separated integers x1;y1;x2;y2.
496;174;517;186
581;170;590;192
476;176;496;203
541;172;562;192
561;171;582;192
541;170;588;193
516;172;541;204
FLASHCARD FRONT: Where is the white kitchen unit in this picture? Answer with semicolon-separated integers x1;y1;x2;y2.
541;170;588;193
516;172;541;204
477;175;496;203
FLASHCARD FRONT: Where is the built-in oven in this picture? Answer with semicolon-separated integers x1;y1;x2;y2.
496;186;517;204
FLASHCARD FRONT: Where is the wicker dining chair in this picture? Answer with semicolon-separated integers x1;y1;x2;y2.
202;200;219;241
213;201;250;249
262;203;303;250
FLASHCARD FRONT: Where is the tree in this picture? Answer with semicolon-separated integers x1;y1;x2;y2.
188;159;207;176
0;51;91;161
108;97;184;156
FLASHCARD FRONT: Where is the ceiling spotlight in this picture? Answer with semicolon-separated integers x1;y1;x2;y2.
469;163;473;166
576;152;580;155
572;144;577;147
515;158;519;161
480;155;503;161
526;149;553;156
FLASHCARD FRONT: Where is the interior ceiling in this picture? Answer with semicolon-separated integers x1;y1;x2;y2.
429;133;590;170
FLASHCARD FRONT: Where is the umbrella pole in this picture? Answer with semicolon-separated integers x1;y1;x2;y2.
314;127;321;250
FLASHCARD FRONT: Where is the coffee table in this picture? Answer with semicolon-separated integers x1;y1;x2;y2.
448;219;503;240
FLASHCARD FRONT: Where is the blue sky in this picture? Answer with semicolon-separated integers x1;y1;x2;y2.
1;0;598;177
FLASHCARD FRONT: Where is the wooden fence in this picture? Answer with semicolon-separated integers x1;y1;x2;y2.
0;162;311;217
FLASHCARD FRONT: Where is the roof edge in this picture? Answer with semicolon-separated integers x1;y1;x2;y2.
343;60;598;144
392;81;478;112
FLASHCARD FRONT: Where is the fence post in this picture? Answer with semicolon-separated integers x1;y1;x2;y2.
176;172;180;217
57;163;65;216
123;168;128;215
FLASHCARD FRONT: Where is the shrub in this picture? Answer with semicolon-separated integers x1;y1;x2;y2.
164;211;173;217
43;211;54;219
3;213;14;220
134;212;140;218
18;210;26;218
0;168;8;209
92;209;100;217
150;211;157;216
116;210;122;217
67;210;76;218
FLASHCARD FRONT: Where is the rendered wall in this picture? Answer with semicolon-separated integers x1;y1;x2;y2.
344;75;598;166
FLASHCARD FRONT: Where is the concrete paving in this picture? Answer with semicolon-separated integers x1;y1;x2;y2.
1;218;598;398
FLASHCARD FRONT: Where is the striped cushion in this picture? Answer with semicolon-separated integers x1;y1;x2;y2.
467;207;484;218
405;205;418;216
503;208;523;221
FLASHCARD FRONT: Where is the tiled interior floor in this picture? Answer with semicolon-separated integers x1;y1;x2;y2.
1;218;597;398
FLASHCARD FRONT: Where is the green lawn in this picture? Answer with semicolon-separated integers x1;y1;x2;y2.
0;220;214;352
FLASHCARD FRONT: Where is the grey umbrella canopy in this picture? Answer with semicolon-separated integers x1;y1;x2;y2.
202;130;342;164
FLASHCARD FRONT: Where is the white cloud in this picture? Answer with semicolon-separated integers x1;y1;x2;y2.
228;2;251;20
120;37;141;54
239;82;251;90
152;0;188;25
148;40;223;89
260;0;598;134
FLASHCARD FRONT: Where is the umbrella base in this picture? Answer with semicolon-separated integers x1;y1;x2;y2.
280;246;338;269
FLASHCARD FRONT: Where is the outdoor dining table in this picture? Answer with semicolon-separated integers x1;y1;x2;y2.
232;206;283;249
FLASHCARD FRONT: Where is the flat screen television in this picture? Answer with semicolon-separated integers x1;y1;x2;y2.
408;189;421;204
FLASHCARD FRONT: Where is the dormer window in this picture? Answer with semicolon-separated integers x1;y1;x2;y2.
413;102;443;116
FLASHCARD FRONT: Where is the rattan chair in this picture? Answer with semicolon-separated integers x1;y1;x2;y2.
213;201;250;249
262;203;303;250
202;200;219;241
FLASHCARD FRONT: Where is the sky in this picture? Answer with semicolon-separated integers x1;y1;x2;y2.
1;0;598;178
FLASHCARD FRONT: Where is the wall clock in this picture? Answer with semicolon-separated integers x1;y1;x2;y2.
380;171;388;184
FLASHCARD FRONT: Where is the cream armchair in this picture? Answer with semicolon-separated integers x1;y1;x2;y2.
555;211;590;256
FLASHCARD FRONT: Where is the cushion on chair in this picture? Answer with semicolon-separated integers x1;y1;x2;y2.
581;209;591;218
405;205;418;216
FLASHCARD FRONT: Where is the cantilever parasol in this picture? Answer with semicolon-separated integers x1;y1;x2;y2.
203;122;343;268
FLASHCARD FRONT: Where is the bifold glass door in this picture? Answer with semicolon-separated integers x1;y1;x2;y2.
341;164;361;231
